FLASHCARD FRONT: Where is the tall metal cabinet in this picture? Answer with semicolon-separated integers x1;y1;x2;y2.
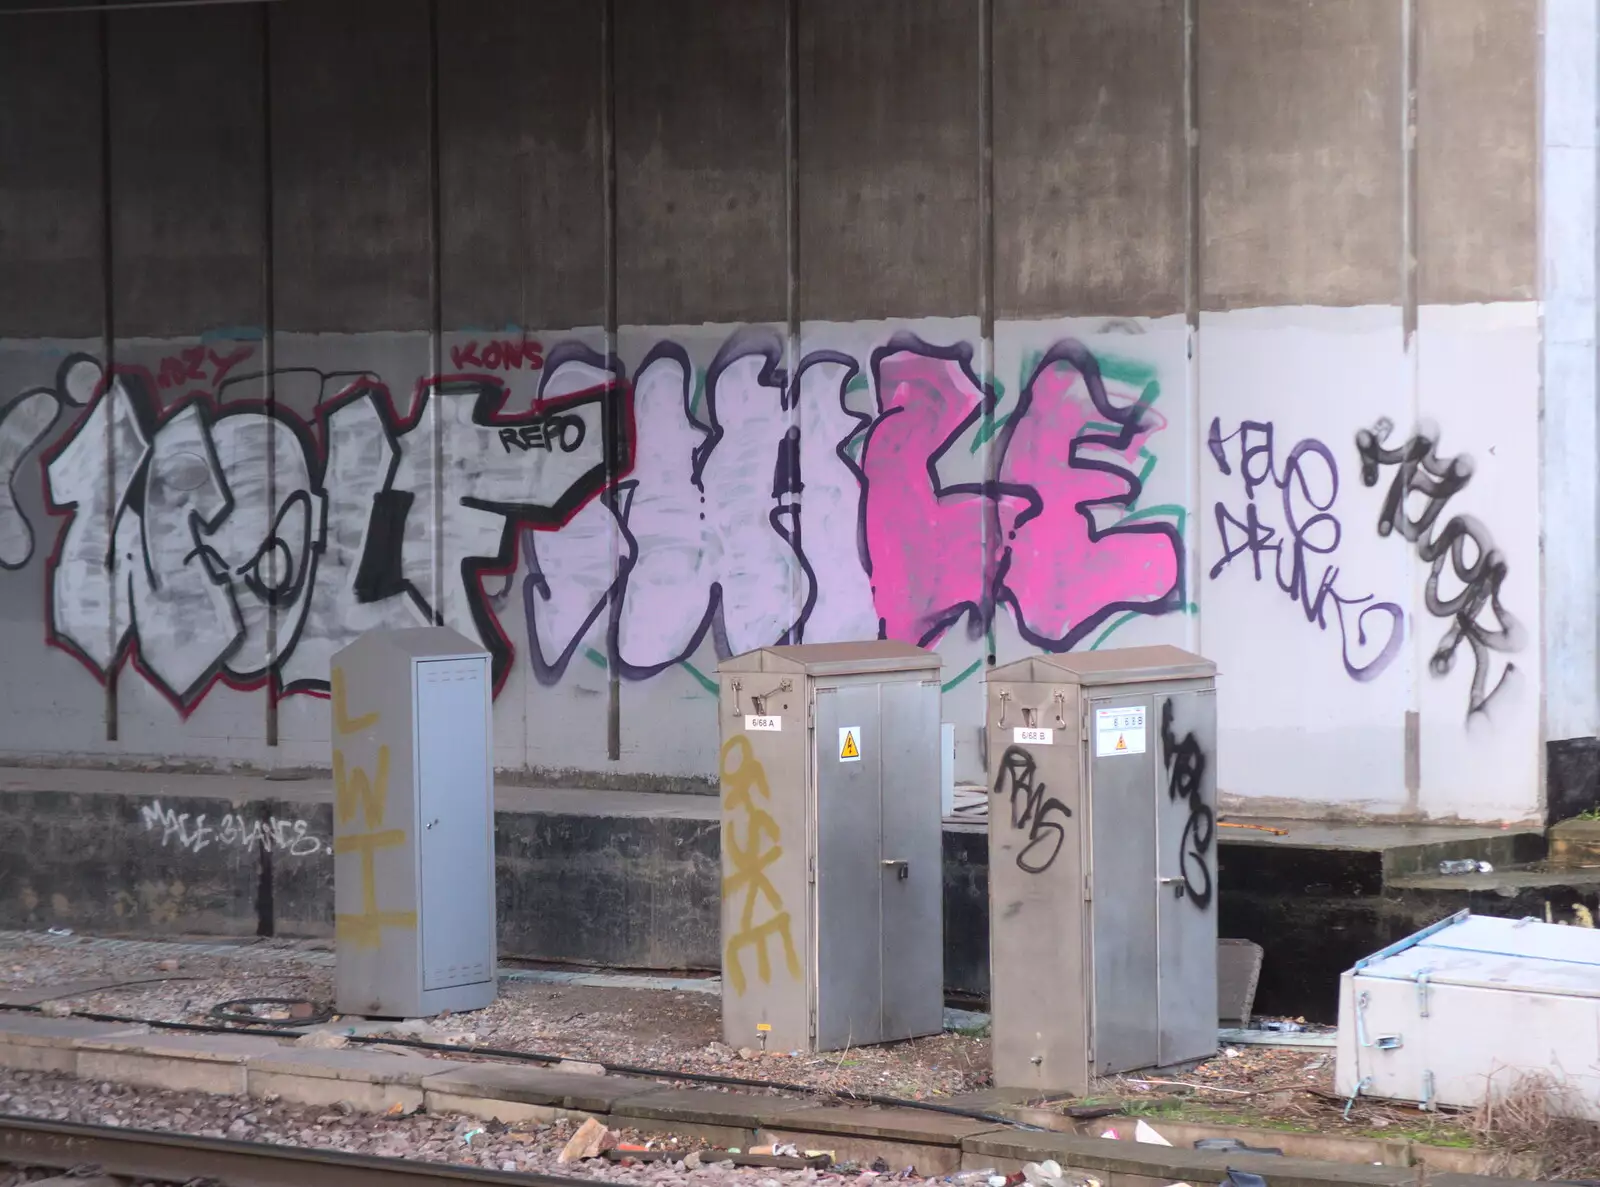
716;643;944;1054
331;627;498;1019
984;647;1218;1094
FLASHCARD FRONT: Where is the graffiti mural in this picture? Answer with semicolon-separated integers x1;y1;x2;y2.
30;354;620;712
3;328;1186;712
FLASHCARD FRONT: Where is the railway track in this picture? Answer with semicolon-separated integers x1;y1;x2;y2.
0;1114;588;1187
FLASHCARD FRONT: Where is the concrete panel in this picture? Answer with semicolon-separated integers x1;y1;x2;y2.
616;0;786;325
268;0;432;332
106;7;265;337
1413;303;1541;824
1416;0;1537;303
993;0;1186;317
437;0;604;330
798;0;980;320
0;14;103;337
1198;0;1402;308
1196;306;1412;811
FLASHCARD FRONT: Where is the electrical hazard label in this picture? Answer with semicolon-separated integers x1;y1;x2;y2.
1094;706;1147;757
838;727;862;762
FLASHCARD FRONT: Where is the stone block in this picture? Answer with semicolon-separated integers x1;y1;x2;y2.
74;1031;287;1096
607;1086;819;1149
421;1063;638;1117
247;1048;465;1113
0;1015;148;1074
962;1130;1419;1187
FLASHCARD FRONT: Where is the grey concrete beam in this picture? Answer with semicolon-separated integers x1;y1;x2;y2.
0;13;104;337
437;0;605;331
268;0;432;334
1416;0;1537;304
993;0;1187;318
1198;0;1402;308
106;5;265;339
798;0;980;321
616;0;787;327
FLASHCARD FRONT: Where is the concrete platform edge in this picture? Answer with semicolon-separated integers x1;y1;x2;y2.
0;1015;1543;1185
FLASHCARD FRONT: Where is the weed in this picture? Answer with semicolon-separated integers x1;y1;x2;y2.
1470;1066;1600;1179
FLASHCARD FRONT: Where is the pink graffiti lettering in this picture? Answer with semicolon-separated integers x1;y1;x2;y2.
860;338;1029;645
997;343;1183;648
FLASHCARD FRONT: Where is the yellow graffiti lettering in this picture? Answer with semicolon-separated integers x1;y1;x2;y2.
720;734;800;996
332;665;379;736
330;676;414;950
334;744;391;829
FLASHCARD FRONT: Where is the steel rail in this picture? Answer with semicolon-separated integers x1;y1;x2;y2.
0;1113;591;1187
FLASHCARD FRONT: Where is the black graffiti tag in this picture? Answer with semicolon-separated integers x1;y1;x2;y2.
1208;418;1404;682
993;745;1073;875
1355;419;1523;716
1160;699;1212;910
498;413;586;454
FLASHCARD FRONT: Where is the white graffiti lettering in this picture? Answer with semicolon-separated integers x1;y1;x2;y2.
139;799;327;857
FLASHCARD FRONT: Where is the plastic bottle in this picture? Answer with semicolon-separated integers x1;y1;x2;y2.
1438;858;1478;875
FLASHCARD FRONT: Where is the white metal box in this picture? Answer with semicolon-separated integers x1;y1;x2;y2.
984;646;1219;1095
1336;911;1600;1119
331;627;497;1018
716;642;944;1054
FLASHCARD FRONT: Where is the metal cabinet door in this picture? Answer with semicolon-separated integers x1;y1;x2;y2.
879;678;943;1041
1154;689;1218;1065
1087;692;1159;1074
814;683;884;1050
416;657;495;992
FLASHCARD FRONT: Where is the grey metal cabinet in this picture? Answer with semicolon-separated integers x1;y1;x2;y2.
717;643;943;1054
331;627;498;1019
985;647;1218;1094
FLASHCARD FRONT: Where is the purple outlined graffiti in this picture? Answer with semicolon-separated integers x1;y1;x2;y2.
1356;418;1523;716
12;328;1186;710
1208;418;1404;682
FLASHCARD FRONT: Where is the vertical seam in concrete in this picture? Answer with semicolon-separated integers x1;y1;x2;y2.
255;800;275;937
977;0;994;346
1402;0;1421;810
785;0;803;640
427;0;446;626
261;0;278;749
1184;0;1199;331
602;0;621;763
97;6;118;745
1402;0;1419;344
1183;0;1203;655
978;0;997;667
1534;0;1550;805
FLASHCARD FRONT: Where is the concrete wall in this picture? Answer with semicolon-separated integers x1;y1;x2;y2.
0;0;1566;824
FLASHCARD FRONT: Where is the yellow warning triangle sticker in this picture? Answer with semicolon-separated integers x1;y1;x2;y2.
1115;735;1127;751
840;731;860;759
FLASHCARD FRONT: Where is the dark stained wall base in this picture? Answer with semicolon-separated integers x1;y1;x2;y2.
0;789;1579;1025
1547;736;1600;826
